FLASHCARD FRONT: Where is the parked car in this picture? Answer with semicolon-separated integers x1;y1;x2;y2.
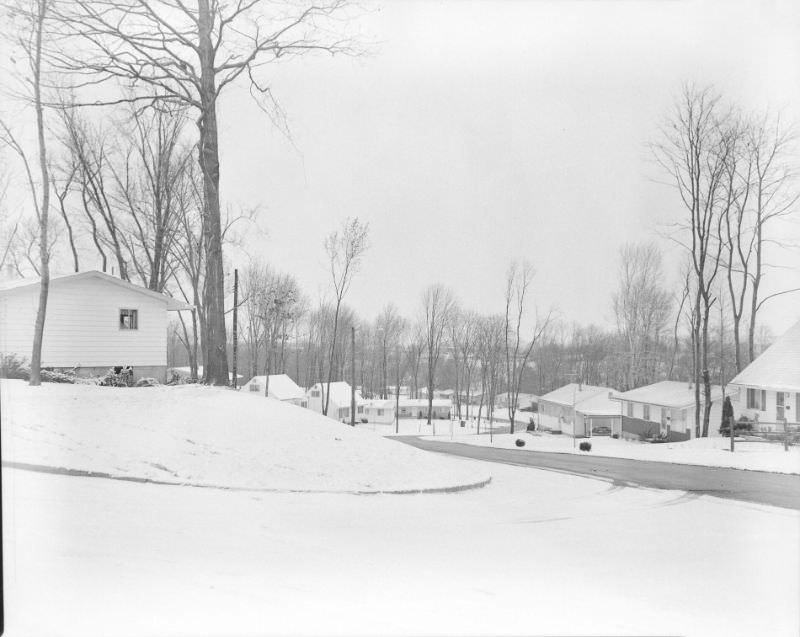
592;425;612;436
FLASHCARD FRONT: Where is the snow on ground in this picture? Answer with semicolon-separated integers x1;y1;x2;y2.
415;428;800;474
3;460;798;637
0;379;488;492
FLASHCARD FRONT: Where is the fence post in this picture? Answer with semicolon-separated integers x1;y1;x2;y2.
730;415;734;453
783;418;789;452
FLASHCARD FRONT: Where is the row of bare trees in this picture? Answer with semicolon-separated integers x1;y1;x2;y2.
653;84;797;436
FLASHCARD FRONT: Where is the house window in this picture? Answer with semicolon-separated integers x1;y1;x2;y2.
311;390;320;398
626;402;633;417
250;384;260;392
746;388;766;411
120;309;138;330
643;404;650;420
357;406;364;414
339;407;350;419
377;409;384;416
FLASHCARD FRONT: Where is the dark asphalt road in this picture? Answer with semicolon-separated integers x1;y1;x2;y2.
393;436;800;510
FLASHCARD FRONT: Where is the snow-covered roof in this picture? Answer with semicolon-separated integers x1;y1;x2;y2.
398;398;452;409
310;382;366;406
575;391;621;416
246;374;304;401
539;383;613;408
366;399;396;410
613;381;723;408
0;271;193;311
729;319;800;393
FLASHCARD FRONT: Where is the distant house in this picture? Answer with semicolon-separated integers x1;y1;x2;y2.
241;374;307;407
538;383;618;437
0;270;192;382
306;381;366;422
397;398;452;420
494;392;538;410
728;319;800;430
613;380;723;441
364;399;397;424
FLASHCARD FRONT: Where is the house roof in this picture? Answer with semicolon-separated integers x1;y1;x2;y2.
0;271;193;311
366;399;396;409
539;383;613;408
613;380;723;408
575;391;621;416
310;382;366;406
246;374;304;401
729;319;800;393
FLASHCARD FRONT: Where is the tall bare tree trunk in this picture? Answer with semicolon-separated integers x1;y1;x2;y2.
198;0;229;386
30;0;51;387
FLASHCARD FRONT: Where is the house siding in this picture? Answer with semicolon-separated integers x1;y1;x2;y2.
0;277;169;371
730;386;800;426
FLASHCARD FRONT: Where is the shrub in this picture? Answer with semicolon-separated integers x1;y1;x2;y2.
611;433;619;439
0;354;30;380
40;369;76;383
579;441;592;452
515;438;525;447
719;415;754;437
135;377;159;388
99;367;134;387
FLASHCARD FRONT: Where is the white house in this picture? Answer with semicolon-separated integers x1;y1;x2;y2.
241;374;305;405
241;374;307;407
728;319;800;430
364;399;397;424
306;381;366;422
0;271;192;382
396;398;452;420
537;383;619;437
613;380;724;441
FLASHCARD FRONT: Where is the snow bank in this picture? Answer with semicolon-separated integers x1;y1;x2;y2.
422;429;800;474
0;380;489;492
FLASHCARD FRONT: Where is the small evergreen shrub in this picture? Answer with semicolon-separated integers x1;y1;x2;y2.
515;439;525;447
579;441;592;452
612;433;619;439
99;367;134;387
40;369;76;383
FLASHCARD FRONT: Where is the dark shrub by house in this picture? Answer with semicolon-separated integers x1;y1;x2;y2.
579;441;592;452
515;439;525;447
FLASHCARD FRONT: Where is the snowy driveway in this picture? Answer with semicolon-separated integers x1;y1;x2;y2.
394;435;800;510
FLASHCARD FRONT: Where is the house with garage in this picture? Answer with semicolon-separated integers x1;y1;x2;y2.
306;381;366;422
538;383;617;436
727;318;800;431
396;398;452;420
612;380;724;441
574;391;622;437
0;270;192;383
240;374;307;407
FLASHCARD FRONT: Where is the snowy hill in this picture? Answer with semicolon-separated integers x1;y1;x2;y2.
0;380;489;492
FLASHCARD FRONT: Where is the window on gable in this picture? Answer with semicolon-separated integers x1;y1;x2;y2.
311;390;320;398
120;309;138;330
250;384;260;392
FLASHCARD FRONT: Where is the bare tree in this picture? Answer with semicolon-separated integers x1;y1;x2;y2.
1;0;54;386
504;261;551;434
404;323;426;399
653;85;732;437
476;314;504;433
322;217;369;415
611;243;672;390
421;284;456;428
375;303;405;399
51;0;359;385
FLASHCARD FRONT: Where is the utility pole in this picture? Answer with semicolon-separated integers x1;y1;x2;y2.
232;268;238;389
351;325;356;426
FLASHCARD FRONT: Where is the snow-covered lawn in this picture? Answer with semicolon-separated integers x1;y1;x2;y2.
3;461;798;637
0;379;488;492
415;428;800;474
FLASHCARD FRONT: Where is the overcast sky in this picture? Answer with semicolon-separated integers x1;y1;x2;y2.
215;0;800;335
4;0;799;335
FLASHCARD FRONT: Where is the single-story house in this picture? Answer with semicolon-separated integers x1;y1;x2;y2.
396;398;452;420
574;391;622;437
612;380;724;441
364;399;397;424
538;383;617;435
0;270;192;382
494;392;538;410
241;374;307;407
728;318;800;430
306;381;366;422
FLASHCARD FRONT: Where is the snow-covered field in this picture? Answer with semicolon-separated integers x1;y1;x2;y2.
3;461;798;637
0;380;488;492
2;380;798;636
417;429;800;474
